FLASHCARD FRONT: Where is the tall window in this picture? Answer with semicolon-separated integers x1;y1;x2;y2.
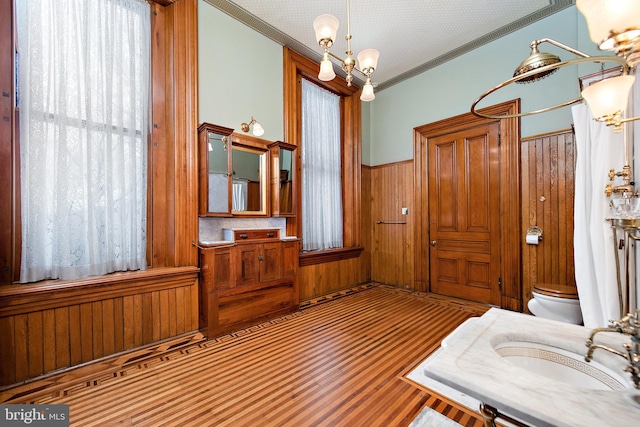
16;0;150;282
301;79;343;251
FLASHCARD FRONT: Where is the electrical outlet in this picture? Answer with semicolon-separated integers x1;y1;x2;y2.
401;207;409;215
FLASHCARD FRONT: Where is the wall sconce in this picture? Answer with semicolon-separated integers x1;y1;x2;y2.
240;117;264;137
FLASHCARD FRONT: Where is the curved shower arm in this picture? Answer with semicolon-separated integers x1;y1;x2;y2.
533;38;591;59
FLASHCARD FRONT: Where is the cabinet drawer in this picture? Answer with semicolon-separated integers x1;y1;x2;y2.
233;228;280;241
218;282;295;328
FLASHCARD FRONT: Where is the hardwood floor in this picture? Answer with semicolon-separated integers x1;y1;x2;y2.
0;284;490;426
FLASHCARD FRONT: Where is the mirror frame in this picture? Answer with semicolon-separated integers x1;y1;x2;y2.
198;122;234;217
268;141;297;217
230;132;270;217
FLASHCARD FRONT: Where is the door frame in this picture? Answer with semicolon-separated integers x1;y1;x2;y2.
413;99;522;310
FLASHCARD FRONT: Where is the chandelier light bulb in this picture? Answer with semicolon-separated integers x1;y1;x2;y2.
313;14;339;45
318;56;336;81
360;78;375;102
577;0;640;50
357;49;379;73
581;74;635;119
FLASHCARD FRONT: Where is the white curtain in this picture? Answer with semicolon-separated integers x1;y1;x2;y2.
232;179;248;211
301;79;343;251
17;0;150;282
572;103;625;327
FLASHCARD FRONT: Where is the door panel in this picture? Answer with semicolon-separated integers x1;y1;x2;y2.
429;123;501;305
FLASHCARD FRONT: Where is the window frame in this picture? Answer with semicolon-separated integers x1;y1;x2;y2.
0;0;199;285
283;47;363;266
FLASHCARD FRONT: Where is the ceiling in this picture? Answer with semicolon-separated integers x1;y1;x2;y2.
204;0;575;91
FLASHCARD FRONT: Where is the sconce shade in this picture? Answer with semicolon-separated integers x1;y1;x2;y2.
319;57;336;81
360;79;375;102
577;0;640;49
581;75;635;119
357;49;379;72
252;121;264;136
313;14;339;45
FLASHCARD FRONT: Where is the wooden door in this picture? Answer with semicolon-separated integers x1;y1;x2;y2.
428;122;501;305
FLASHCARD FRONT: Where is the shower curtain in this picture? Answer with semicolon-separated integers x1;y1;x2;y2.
573;103;625;328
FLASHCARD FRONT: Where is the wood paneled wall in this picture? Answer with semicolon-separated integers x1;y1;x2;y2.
296;166;373;301
521;130;577;310
368;161;415;288
0;0;200;387
0;267;199;386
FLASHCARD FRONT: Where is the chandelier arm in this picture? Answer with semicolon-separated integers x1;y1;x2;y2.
471;55;629;119
327;51;370;78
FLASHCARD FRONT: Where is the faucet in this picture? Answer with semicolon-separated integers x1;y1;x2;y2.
605;166;638;198
585;309;640;389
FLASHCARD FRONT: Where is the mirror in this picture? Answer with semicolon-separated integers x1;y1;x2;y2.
230;133;270;216
198;123;271;217
208;133;230;212
231;144;267;214
269;141;297;217
198;122;233;216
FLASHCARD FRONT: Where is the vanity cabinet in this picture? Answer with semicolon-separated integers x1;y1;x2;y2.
198;230;299;339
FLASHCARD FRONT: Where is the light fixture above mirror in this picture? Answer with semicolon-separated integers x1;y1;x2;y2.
313;0;379;102
240;117;264;137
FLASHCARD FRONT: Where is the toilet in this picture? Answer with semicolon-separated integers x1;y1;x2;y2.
527;283;583;325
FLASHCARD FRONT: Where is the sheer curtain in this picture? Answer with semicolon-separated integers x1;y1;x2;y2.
301;79;343;251
17;0;150;282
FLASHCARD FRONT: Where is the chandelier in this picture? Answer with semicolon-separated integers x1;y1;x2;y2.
471;0;640;131
312;0;379;102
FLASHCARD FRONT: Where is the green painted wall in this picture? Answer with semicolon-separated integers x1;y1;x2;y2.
198;3;613;166
198;0;284;141
365;5;609;165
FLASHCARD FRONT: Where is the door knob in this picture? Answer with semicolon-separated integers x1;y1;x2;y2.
431;240;436;246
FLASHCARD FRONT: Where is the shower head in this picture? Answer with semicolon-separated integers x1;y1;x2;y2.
513;43;561;83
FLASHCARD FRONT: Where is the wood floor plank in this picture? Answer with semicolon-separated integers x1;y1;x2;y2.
1;284;489;427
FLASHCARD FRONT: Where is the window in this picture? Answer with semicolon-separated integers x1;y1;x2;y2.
16;0;150;282
283;47;363;265
301;79;343;251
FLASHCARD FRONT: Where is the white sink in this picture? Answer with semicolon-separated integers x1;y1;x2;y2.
493;341;630;391
420;308;640;427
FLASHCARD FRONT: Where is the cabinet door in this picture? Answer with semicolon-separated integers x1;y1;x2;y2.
212;247;234;290
281;240;298;278
236;244;261;286
260;242;282;282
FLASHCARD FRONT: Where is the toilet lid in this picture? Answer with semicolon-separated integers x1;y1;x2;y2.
533;283;579;299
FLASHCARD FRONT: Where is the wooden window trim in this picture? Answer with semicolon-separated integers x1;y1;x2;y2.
0;0;199;285
283;47;363;266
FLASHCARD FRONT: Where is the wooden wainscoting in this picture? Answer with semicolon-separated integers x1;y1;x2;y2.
369;161;415;288
521;129;577;310
0;267;199;387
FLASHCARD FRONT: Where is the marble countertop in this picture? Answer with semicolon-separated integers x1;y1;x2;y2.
422;308;640;427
